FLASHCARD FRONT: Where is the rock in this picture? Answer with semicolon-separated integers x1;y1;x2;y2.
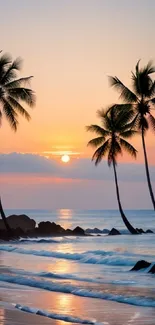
108;228;121;236
38;221;65;235
0;214;36;232
85;228;102;234
146;229;154;234
102;229;110;234
136;228;145;234
12;227;26;238
72;226;85;235
148;264;155;273
131;260;151;271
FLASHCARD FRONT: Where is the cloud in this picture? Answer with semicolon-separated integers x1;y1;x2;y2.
0;152;155;183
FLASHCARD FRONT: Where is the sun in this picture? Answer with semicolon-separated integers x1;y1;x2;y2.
61;154;70;163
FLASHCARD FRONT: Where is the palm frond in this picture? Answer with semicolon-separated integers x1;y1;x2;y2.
120;130;137;138
115;108;135;130
97;104;116;118
109;76;138;103
92;139;110;165
119;138;137;158
8;88;36;107
148;114;155;133
148;81;155;97
5;76;33;89
143;61;155;75
149;97;155;105
0;110;2;126
0;54;12;81
86;124;109;136
1;98;18;131
1;57;22;84
8;96;31;121
87;136;105;148
132;61;155;97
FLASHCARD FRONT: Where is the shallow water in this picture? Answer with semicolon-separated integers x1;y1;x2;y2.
0;209;155;324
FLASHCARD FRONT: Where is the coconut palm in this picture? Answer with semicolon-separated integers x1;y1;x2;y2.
87;106;138;234
0;52;35;234
109;61;155;210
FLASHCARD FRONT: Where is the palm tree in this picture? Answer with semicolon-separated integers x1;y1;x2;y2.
109;61;155;210
87;106;138;234
0;52;35;234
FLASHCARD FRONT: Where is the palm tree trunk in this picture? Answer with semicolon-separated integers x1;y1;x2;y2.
141;128;155;210
112;160;138;234
0;197;12;234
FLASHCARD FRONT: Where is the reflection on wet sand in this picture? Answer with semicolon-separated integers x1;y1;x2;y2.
0;308;4;325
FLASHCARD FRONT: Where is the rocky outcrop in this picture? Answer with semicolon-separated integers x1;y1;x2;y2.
72;226;85;235
85;228;110;234
148;264;155;273
146;229;154;234
136;228;145;234
0;214;36;231
37;221;65;235
131;260;151;271
108;228;121;235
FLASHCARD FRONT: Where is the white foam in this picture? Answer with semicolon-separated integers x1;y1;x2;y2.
15;304;102;324
0;245;140;266
0;274;155;307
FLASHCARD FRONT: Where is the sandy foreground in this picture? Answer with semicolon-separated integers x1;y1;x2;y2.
1;296;155;325
0;306;62;325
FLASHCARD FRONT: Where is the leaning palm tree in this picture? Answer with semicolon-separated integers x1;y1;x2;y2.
87;106;138;234
0;52;35;234
109;61;155;210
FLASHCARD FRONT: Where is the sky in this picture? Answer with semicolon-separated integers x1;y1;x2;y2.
0;0;155;209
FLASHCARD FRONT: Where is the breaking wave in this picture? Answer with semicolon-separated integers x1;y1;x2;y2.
15;304;102;324
0;274;155;307
0;245;151;266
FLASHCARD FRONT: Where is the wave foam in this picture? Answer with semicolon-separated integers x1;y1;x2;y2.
15;304;101;324
0;245;139;266
0;274;155;307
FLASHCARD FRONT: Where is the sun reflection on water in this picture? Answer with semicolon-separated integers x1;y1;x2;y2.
58;209;73;229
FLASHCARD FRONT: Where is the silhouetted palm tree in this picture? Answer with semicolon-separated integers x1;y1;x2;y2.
109;61;155;210
87;106;138;234
0;52;35;233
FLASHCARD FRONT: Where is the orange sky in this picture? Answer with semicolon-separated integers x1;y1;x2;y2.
0;1;155;209
0;1;155;165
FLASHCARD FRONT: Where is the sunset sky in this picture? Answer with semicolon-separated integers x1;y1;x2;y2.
0;0;155;209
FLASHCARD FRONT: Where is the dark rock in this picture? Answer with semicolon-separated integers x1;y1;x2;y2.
108;228;121;236
66;228;72;233
38;221;65;235
12;227;26;238
72;226;85;235
0;214;36;232
85;228;102;234
146;229;154;234
148;264;155;273
102;229;110;234
136;228;145;234
131;260;151;271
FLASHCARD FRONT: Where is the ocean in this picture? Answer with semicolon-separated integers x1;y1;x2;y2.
0;209;155;325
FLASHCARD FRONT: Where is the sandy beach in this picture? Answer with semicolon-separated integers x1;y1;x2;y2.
1;278;155;325
1;293;155;325
0;211;155;325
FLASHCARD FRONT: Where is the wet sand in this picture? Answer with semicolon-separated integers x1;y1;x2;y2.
1;284;155;325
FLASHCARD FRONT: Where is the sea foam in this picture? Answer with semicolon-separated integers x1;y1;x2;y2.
0;245;145;266
15;304;102;324
0;274;155;307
